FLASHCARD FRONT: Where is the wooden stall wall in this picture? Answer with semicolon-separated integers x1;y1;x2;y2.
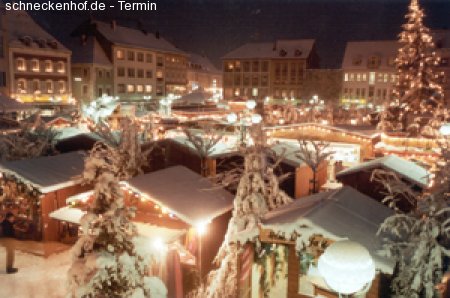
41;184;92;241
295;161;328;199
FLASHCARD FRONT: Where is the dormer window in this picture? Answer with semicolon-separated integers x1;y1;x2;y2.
294;49;302;57
367;55;381;69
47;40;58;49
279;49;287;57
31;59;40;72
36;39;46;48
20;36;32;47
16;58;26;71
45;60;53;72
352;55;362;66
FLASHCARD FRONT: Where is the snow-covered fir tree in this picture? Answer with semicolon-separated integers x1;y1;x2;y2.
376;144;450;297
67;143;167;298
381;0;446;137
0;121;59;161
191;126;292;298
92;117;152;180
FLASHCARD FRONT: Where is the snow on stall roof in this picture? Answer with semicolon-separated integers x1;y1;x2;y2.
336;155;429;187
49;206;185;243
222;39;315;60
262;186;395;273
0;151;86;193
271;142;305;167
125;166;234;226
169;134;240;158
94;21;185;55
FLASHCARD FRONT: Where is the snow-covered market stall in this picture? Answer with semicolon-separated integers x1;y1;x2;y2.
50;165;234;297
237;186;395;298
0;151;89;242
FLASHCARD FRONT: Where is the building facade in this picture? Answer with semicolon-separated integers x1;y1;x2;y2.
1;9;72;110
187;53;222;94
341;31;450;107
70;20;187;107
341;41;398;107
222;39;318;101
302;69;343;104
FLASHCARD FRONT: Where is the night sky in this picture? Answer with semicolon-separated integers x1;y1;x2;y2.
22;0;450;68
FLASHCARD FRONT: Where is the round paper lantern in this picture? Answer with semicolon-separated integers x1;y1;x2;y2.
318;240;376;295
440;123;450;136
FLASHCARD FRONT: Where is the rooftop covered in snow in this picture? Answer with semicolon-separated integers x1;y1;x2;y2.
0;151;86;193
342;40;398;70
262;186;395;273
222;39;315;60
336;155;429;188
93;20;185;55
125;166;234;226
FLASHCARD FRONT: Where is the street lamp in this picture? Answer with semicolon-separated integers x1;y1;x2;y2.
318;240;376;296
227;100;262;146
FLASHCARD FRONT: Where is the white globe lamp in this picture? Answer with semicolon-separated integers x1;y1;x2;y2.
440;123;450;137
251;114;262;124
227;113;238;124
246;99;257;110
318;240;376;295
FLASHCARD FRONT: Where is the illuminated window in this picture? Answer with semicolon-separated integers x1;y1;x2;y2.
383;73;388;83
234;88;240;96
17;79;27;93
45;80;53;93
156;70;163;78
116;49;124;60
362;73;367;81
31;59;39;72
17;58;26;71
349;73;354;81
57;61;65;73
344;73;349;82
32;80;40;93
44;60;53;72
356;73;361;82
127;84;135;93
136;85;144;93
145;85;152;93
369;72;376;85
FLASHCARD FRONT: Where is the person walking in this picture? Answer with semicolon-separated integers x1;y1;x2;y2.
2;212;18;274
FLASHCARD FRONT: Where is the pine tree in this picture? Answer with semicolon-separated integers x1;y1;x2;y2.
376;143;450;297
191;127;292;297
67;143;167;298
383;0;445;137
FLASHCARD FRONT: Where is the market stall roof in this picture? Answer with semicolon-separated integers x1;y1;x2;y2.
0;94;36;113
261;186;395;273
336;155;429;188
125;166;234;226
271;142;305;167
0;151;86;193
49;206;185;243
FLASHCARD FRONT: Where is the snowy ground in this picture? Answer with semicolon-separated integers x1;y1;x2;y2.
0;246;70;298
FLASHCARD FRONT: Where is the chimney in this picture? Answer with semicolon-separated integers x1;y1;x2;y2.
273;41;277;51
110;20;116;31
155;31;160;39
81;34;87;45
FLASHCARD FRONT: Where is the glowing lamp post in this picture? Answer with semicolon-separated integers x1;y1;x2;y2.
318;240;376;297
227;99;262;146
195;221;208;279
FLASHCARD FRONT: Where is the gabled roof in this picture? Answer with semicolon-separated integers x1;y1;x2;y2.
5;9;69;52
341;40;398;70
64;36;111;65
0;151;86;193
93;21;185;55
222;39;315;60
188;53;221;74
125;166;234;226
336;155;429;188
262;186;395;273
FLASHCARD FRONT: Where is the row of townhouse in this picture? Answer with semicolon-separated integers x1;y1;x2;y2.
222;31;450;107
0;8;221;115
